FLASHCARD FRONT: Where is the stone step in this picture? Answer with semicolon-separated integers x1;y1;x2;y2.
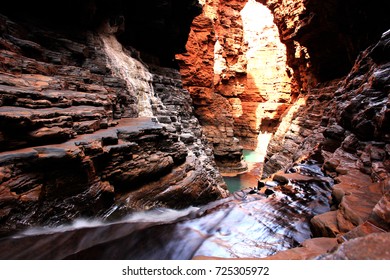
0;105;108;123
0;117;161;164
0;105;111;151
0;84;110;109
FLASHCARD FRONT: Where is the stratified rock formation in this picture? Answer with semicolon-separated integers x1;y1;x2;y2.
0;0;389;261
177;0;296;172
0;1;227;236
260;0;389;173
176;0;247;173
177;0;390;259
255;0;390;260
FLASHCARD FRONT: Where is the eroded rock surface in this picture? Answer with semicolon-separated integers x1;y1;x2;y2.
0;8;227;235
177;0;297;171
261;28;390;259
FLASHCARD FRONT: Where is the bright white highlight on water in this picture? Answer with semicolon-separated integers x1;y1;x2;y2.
13;207;200;238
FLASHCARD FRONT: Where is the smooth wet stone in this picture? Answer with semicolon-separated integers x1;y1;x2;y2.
265;181;278;187
272;173;289;185
0;148;38;164
262;238;338;260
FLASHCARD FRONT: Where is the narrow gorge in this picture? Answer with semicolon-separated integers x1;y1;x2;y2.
0;0;389;260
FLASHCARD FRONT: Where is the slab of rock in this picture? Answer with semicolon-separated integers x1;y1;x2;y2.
262;238;338;260
318;233;390;260
311;211;340;238
336;180;383;233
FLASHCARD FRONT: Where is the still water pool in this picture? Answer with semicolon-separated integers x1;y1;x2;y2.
223;150;263;192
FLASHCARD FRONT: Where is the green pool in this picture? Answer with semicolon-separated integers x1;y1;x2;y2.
223;150;262;193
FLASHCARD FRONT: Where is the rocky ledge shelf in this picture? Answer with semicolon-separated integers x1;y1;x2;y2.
0;116;227;236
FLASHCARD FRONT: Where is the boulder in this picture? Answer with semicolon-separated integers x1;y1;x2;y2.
318;233;390;260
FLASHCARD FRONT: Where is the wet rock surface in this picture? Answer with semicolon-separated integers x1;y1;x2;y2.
0;162;334;259
0;117;226;235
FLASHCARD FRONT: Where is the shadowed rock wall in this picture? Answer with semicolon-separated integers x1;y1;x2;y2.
0;1;227;236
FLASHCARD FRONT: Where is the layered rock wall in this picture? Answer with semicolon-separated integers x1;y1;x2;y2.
260;29;390;259
260;0;390;176
0;2;227;236
176;0;247;173
177;0;295;171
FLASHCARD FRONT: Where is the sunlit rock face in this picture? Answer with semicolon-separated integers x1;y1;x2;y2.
235;0;293;150
176;0;248;173
177;0;294;171
0;1;228;236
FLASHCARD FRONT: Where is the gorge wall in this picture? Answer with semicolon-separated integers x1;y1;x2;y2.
177;0;296;172
0;0;228;235
258;0;390;258
0;0;390;260
176;0;390;258
177;0;390;175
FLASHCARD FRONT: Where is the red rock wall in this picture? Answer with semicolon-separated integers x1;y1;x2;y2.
177;0;248;173
178;0;389;173
177;0;296;171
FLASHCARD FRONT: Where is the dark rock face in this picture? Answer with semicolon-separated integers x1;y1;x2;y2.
296;0;390;81
260;0;390;82
0;0;201;67
337;31;390;142
119;0;202;66
0;4;227;236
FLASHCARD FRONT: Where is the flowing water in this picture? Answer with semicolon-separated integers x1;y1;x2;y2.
0;161;333;260
0;31;334;260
